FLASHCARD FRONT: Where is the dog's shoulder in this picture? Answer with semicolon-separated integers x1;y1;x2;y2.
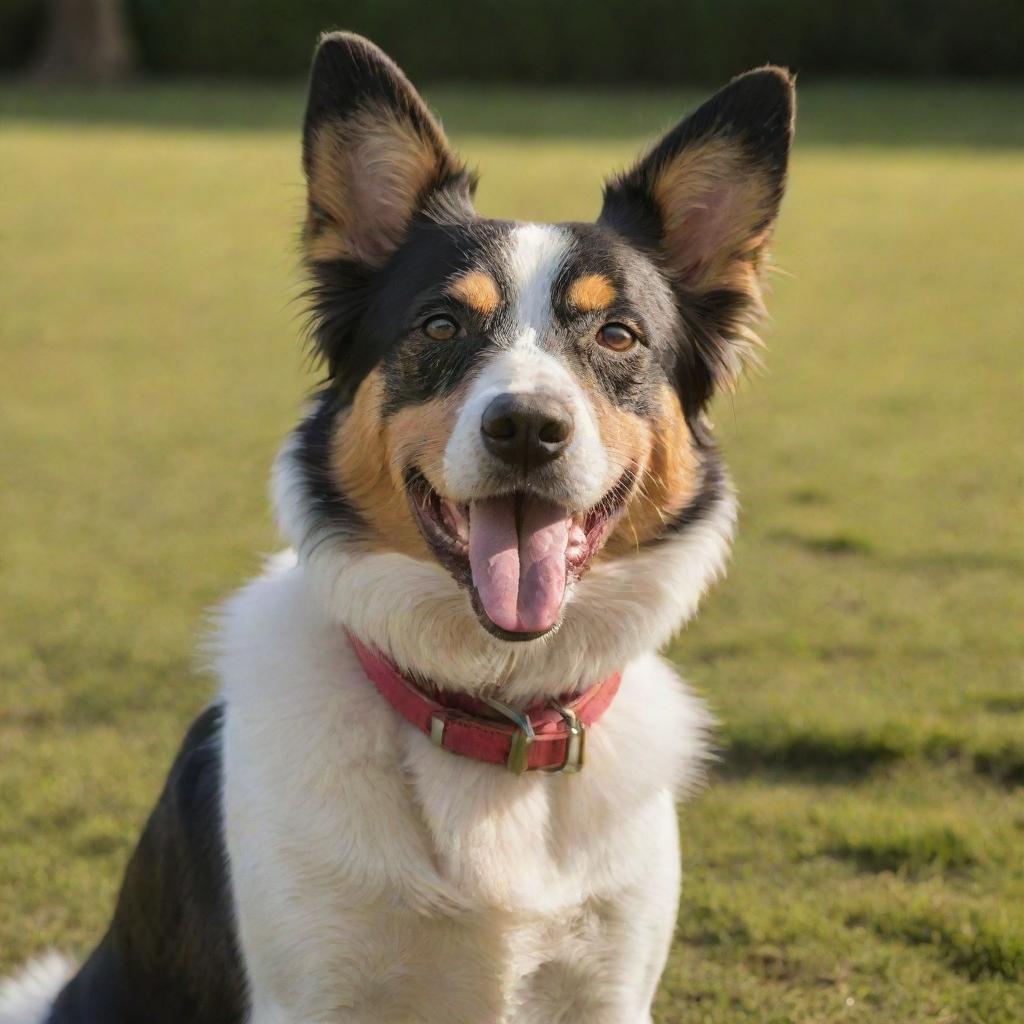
48;704;246;1024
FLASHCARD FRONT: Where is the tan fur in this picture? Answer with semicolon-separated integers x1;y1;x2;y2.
651;136;775;294
566;273;617;313
386;395;463;501
647;136;777;387
602;386;700;554
447;271;502;317
332;371;466;557
589;395;653;487
306;104;460;267
331;371;426;558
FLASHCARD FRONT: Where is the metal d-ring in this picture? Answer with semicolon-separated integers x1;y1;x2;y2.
483;697;536;774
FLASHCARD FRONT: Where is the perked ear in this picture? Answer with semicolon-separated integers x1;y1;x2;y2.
302;32;473;268
600;67;795;390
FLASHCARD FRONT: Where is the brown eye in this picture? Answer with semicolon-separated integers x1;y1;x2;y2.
597;322;637;352
423;315;459;341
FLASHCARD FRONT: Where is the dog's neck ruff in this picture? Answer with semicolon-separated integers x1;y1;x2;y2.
348;633;621;774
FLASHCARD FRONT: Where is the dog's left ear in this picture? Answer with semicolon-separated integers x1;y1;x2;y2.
302;32;473;269
600;67;795;391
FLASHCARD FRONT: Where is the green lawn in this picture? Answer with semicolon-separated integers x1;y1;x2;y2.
2;81;1022;1023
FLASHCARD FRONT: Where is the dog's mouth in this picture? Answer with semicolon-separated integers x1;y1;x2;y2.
407;469;634;641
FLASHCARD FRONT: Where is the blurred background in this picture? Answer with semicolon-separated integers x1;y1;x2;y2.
1;3;1022;1022
3;0;1024;83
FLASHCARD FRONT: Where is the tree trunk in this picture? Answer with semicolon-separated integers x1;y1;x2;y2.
34;0;136;84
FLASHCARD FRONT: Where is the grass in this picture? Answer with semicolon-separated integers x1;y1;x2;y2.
2;80;1022;1022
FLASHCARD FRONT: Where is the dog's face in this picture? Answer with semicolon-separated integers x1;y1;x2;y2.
289;34;793;643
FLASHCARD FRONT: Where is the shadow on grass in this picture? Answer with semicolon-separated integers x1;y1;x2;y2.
719;730;1024;788
717;732;905;781
822;827;977;874
767;528;873;556
2;80;1023;149
973;745;1024;788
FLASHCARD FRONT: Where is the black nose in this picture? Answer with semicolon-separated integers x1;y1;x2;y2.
481;393;574;470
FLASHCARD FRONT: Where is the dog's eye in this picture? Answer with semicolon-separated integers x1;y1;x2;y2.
597;323;637;352
423;315;459;341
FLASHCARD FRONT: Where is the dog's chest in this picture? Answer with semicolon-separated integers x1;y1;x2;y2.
229;752;671;1023
226;695;679;1022
286;897;625;1023
219;565;703;1021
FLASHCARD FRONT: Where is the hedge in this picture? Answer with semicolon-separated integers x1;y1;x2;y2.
4;0;1023;82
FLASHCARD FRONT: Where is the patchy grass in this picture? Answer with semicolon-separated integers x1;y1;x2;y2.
852;898;1024;983
2;81;1022;1022
821;818;978;876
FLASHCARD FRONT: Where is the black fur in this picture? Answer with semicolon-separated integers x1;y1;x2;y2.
290;386;368;545
47;706;245;1024
302;32;477;386
371;220;509;413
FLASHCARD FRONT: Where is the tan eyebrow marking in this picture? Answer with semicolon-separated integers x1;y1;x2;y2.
567;273;617;312
446;270;502;316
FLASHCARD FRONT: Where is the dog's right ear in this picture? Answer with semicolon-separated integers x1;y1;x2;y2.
302;33;473;269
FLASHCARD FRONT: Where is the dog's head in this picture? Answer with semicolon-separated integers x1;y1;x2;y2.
278;33;793;673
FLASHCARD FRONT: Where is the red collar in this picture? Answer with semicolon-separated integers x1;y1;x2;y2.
348;634;621;775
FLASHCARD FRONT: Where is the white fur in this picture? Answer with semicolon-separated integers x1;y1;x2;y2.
506;223;572;335
0;953;75;1024
218;562;711;1023
219;442;734;1022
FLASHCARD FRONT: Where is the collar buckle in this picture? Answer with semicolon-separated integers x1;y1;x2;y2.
482;697;587;774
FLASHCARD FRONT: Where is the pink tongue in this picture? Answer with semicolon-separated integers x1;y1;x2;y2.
469;496;569;634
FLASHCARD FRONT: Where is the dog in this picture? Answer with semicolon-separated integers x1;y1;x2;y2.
0;32;793;1024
